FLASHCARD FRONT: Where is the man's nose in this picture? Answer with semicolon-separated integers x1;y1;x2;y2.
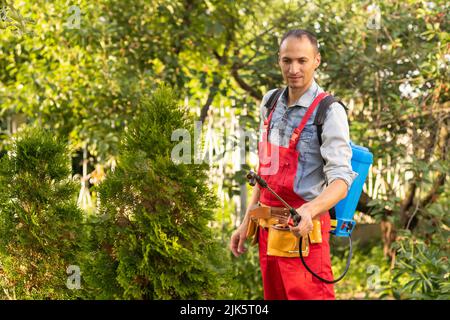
289;62;301;74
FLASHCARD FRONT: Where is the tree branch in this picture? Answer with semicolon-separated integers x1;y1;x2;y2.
401;115;447;228
199;36;233;123
421;173;447;208
357;191;393;217
400;182;416;216
173;0;195;55
231;66;262;100
199;74;221;123
376;108;450;128
233;25;277;54
226;25;279;101
419;118;449;208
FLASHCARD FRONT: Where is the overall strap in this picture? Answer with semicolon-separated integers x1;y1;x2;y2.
289;92;329;149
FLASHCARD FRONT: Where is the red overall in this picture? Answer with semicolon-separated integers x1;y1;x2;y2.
257;92;335;300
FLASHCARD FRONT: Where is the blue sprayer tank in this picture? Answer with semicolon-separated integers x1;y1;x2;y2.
332;141;374;237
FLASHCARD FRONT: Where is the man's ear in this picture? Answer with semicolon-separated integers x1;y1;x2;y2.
314;52;321;70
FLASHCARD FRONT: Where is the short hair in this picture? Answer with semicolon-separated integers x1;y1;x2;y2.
279;29;319;54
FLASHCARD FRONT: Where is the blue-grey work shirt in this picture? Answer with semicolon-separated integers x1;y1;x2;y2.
259;80;358;201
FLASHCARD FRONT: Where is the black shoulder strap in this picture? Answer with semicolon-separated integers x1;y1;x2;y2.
314;96;348;167
264;88;284;118
313;95;348;147
313;95;348;221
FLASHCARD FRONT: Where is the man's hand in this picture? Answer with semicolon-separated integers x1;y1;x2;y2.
289;205;314;238
230;221;249;257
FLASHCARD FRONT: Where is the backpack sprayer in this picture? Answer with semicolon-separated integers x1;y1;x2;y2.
246;142;373;284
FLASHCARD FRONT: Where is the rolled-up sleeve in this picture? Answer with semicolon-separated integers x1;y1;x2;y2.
320;102;358;190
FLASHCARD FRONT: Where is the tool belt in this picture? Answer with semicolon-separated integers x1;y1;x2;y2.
246;202;323;258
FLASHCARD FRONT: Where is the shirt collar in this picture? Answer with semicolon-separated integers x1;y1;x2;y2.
282;80;320;108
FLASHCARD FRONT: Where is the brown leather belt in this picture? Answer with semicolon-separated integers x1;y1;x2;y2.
248;203;291;226
266;208;290;223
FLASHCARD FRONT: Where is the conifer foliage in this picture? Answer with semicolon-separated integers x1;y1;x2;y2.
0;127;83;299
82;85;226;299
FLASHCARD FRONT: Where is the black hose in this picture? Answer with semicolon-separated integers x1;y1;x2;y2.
298;235;353;284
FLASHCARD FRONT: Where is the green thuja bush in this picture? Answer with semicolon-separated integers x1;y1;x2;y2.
81;85;232;299
0;127;83;299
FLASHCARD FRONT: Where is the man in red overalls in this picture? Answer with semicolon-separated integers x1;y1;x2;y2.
230;29;356;300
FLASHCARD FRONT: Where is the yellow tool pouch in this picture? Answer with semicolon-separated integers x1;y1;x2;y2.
245;203;323;257
262;218;323;258
267;226;309;257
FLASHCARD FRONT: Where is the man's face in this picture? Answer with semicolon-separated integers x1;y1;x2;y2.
278;36;321;90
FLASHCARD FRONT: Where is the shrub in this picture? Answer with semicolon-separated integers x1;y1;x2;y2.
0;127;83;299
81;85;231;299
